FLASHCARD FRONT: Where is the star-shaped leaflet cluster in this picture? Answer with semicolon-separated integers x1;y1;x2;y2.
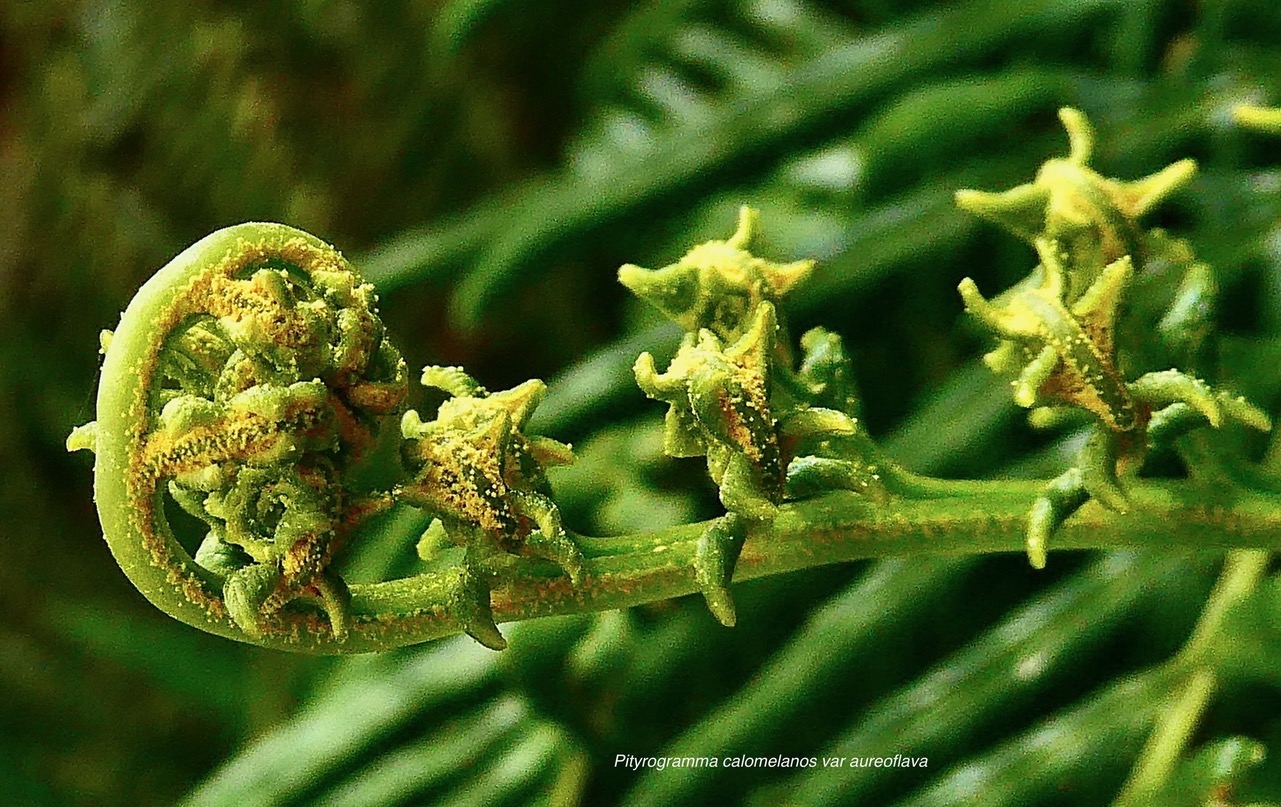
956;107;1196;291
619;206;814;345
396;366;581;650
635;301;786;523
624;207;885;625
957;109;1271;568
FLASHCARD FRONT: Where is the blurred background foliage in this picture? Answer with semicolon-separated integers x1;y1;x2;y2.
4;0;1281;804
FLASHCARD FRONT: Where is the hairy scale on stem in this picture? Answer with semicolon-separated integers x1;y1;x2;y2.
68;137;1280;652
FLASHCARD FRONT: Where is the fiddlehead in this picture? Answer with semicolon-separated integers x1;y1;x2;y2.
68;223;409;645
67;223;588;653
958;109;1272;568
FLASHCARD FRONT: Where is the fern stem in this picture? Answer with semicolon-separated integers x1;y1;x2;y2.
316;482;1281;654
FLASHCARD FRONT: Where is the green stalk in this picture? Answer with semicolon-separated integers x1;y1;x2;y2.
324;480;1280;654
1112;549;1271;807
885;667;1183;807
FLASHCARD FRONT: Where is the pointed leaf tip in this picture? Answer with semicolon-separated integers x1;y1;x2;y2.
1058;107;1094;164
728;205;759;249
67;422;98;454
